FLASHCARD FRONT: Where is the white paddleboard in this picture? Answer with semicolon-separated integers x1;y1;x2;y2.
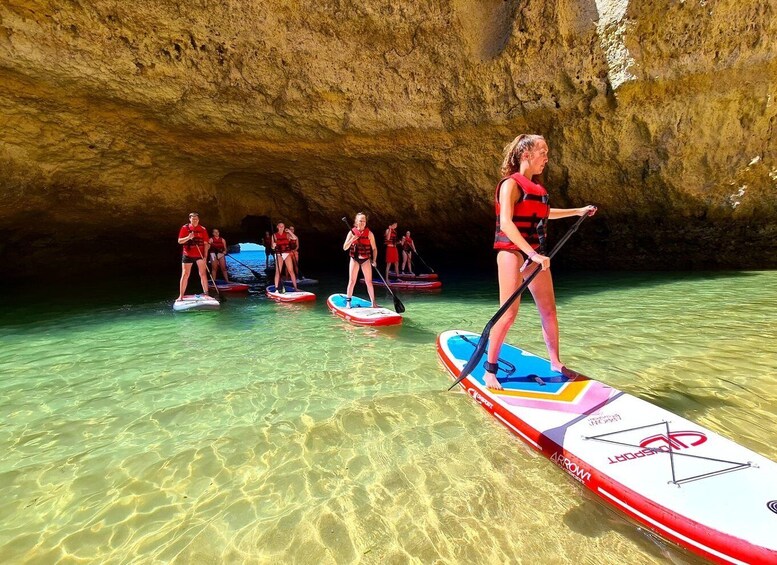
173;294;220;312
437;330;777;564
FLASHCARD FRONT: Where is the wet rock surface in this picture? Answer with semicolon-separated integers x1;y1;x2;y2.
1;0;775;280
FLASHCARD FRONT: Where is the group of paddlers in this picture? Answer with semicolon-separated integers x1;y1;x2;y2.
177;132;598;390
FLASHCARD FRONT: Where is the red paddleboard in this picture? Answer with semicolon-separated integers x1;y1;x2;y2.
266;285;315;303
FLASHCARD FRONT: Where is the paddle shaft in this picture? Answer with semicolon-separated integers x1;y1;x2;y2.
225;254;264;280
414;251;434;274
341;217;405;313
447;212;590;391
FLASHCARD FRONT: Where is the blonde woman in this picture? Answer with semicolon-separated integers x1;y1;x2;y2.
342;212;378;308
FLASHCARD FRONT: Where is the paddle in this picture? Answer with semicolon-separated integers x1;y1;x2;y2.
341;217;406;314
447;212;592;391
196;245;222;301
225;254;264;280
414;250;435;274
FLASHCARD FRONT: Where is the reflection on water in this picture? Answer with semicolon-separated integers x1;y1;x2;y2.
0;262;775;563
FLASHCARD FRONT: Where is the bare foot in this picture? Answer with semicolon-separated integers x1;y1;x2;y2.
371;302;378;308
177;296;183;301
484;372;503;390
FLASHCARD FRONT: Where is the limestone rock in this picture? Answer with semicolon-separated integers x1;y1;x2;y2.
1;0;775;280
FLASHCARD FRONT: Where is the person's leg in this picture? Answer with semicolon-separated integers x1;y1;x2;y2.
274;254;282;289
345;259;359;306
528;268;568;374
363;263;376;306
179;262;192;300
484;252;523;390
220;256;230;282
210;254;220;280
197;259;209;294
285;255;298;290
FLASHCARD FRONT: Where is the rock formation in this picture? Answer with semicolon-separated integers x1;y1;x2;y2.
1;0;775;281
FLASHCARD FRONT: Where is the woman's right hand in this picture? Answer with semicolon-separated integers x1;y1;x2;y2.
530;253;550;271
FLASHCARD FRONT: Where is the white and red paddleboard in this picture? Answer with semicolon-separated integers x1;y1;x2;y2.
437;330;777;565
208;280;250;293
362;278;442;291
173;294;220;312
394;272;438;281
326;294;402;327
266;285;315;303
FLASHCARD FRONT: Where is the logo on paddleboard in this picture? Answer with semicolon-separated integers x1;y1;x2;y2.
768;500;777;515
607;431;707;465
551;452;591;484
640;431;707;450
467;388;494;410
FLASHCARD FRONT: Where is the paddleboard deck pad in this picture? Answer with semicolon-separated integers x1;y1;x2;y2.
266;285;316;303
173;294;220;312
208;280;250;293
327;294;402;326
437;330;777;565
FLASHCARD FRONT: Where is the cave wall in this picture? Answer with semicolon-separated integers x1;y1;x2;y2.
1;0;775;280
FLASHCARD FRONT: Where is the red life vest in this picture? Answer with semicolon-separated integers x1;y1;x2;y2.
402;236;414;252
385;227;397;246
349;227;373;260
181;224;209;258
274;231;291;253
210;236;225;253
288;237;298;251
494;172;550;253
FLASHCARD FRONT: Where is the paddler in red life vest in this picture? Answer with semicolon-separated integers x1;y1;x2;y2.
288;225;301;278
208;228;230;282
343;212;379;308
384;221;399;281
272;221;299;292
400;230;417;275
177;212;210;300
484;134;597;390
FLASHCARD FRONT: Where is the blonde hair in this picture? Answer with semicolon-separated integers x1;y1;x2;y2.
500;134;545;177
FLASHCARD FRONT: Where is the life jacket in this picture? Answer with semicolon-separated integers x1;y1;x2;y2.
288;236;298;251
183;224;208;256
210;236;225;253
385;227;397;246
263;234;273;248
349;227;373;260
274;231;290;253
402;236;414;252
494;172;550;253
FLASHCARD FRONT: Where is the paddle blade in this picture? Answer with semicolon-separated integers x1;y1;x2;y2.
447;331;488;390
393;294;406;314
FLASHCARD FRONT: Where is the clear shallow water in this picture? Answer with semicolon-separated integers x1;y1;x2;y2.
1;255;776;564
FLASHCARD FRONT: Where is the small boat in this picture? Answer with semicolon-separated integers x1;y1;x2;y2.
266;285;316;303
173;294;220;312
326;294;402;326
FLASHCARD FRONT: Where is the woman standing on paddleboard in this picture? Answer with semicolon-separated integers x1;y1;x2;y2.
343;212;378;308
384;221;399;281
400;230;417;274
485;134;597;390
272;222;299;292
208;228;230;282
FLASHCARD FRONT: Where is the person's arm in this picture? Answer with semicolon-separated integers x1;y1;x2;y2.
222;238;228;255
549;206;597;220
411;240;418;253
369;232;378;265
177;227;194;245
343;230;358;251
272;234;277;251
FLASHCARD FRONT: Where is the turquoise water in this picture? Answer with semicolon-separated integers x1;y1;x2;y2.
1;254;775;563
